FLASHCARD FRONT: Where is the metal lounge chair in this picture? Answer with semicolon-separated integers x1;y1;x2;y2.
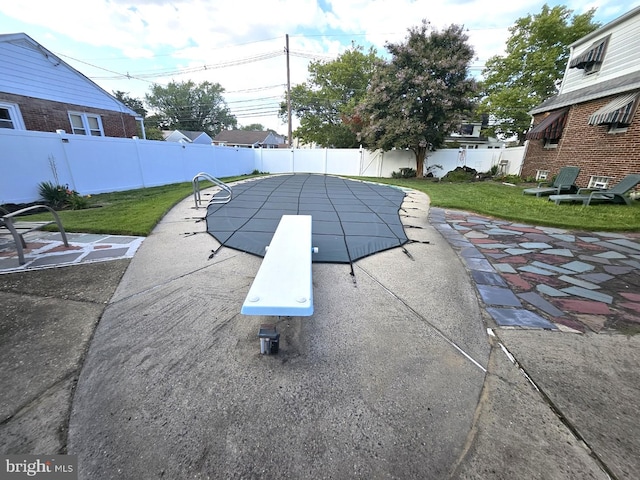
548;173;640;206
522;166;580;197
0;205;69;265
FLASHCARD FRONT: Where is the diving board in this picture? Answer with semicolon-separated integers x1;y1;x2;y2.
241;215;315;317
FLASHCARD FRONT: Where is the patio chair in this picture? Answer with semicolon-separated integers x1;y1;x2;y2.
548;174;640;206
522;166;580;197
0;204;69;265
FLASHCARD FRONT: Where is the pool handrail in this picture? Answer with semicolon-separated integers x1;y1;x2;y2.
192;172;232;208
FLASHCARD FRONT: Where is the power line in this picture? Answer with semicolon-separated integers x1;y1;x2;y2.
56;53;159;85
87;50;283;81
234;111;281;118
79;36;286;61
231;105;281;115
229;106;281;115
226;95;282;104
226;84;285;94
62;43;485;90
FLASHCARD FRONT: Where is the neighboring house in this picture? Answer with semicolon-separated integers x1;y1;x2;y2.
445;116;506;150
0;32;144;138
162;130;212;144
521;7;640;189
213;130;286;148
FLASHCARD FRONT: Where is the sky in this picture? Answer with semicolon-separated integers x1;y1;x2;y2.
1;0;639;135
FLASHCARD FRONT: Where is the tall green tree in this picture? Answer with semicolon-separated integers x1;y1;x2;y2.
355;21;477;177
112;90;163;140
284;45;379;148
113;90;147;117
240;123;266;131
480;4;600;144
145;80;237;136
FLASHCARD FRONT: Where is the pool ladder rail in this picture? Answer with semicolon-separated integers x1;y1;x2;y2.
192;172;233;209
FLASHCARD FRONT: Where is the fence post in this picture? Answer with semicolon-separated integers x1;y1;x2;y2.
324;148;328;174
133;136;146;188
291;147;295;173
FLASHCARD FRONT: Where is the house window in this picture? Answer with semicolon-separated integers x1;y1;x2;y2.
536;170;550;181
588;176;613;189
68;112;104;136
0;103;25;129
544;138;559;149
608;123;628;134
583;63;600;75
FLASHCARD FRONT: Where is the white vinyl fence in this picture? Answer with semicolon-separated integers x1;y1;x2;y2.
1;129;524;204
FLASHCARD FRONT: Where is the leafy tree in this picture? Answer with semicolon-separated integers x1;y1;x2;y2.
283;45;379;148
113;90;147;118
112;90;165;139
145;80;237;136
241;123;266;131
139;114;165;141
355;21;477;177
479;4;600;144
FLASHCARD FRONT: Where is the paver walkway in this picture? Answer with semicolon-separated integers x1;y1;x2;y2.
0;232;143;273
429;207;640;334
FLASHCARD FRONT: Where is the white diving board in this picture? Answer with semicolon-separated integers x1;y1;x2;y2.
241;215;314;317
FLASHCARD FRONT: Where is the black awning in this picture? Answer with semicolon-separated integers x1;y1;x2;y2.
569;37;608;69
588;93;639;126
526;108;569;140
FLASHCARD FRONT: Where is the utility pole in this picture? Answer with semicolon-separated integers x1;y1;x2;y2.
286;34;292;147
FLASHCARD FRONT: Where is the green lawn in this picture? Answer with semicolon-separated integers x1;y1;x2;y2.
364;177;640;232
9;174;640;236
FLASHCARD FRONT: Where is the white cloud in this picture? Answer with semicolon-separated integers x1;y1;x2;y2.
1;0;638;132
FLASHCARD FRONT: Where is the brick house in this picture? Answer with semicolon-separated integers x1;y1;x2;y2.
522;7;640;190
0;33;144;138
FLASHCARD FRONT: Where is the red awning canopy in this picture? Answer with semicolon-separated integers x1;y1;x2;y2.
526;108;569;140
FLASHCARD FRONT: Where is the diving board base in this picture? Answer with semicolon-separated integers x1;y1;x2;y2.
258;324;280;355
241;215;316;353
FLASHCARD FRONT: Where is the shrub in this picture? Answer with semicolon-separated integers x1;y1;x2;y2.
391;167;417;178
500;174;523;184
66;193;89;210
441;166;477;182
38;181;87;210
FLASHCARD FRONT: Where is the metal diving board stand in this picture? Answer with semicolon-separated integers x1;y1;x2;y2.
241;215;317;354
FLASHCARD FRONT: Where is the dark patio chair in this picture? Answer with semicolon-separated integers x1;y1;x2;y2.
548;174;640;206
522;166;580;197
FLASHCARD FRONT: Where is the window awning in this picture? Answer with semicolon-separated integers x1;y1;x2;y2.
588;93;639;126
570;37;608;69
526;108;569;140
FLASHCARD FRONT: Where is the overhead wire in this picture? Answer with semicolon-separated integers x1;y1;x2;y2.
56;26;493;84
55;30;490;127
